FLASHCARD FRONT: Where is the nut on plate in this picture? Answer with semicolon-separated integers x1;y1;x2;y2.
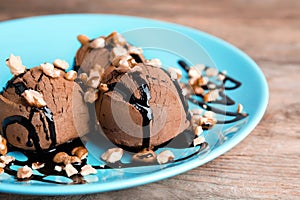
71;146;88;160
22;89;47;108
17;165;32;179
80;164;97;176
5;54;26;76
0;135;8;155
157;150;175;164
0;155;15;164
132;149;157;163
32;162;45;170
64;163;78;177
53;152;69;164
53;59;69;70
101;148;124;163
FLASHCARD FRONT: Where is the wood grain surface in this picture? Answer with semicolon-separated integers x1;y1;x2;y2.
0;0;299;199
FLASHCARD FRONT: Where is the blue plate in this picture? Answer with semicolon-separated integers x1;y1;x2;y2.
0;14;268;195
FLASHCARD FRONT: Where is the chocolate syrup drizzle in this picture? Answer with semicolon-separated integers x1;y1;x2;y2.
106;71;153;149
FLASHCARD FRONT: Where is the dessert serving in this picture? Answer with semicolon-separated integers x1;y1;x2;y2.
0;32;248;184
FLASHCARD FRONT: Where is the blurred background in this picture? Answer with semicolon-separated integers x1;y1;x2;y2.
0;0;299;199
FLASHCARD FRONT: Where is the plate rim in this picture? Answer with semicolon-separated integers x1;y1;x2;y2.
0;13;269;195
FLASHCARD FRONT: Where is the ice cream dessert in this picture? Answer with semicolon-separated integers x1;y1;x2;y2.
0;55;90;151
75;32;192;151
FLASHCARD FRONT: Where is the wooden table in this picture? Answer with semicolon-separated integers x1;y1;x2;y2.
0;0;299;199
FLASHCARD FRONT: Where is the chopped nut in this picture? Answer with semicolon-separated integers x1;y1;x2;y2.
188;67;201;78
77;34;90;45
203;111;216;119
111;46;127;59
5;54;26;76
203;89;219;102
194;126;203;136
197;76;209;86
106;32;127;46
101;148;123;163
86;76;101;89
53;152;69;164
193;136;205;146
191;115;201;125
65;156;81;165
0;135;7;155
128;46;143;55
0;162;6;168
237;103;243;113
84;89;99;103
145;58;162;67
0;155;15;164
17;165;32;179
80;165;97;176
199;117;217;130
208;83;216;89
168;67;182;80
89;37;105;49
64;163;78;177
53;59;69;70
206;67;219;77
71;146;88;160
79;73;88;83
157;150;175;164
64;70;77;81
218;73;226;81
188;77;198;86
40;62;61;78
132;149;156;163
193;86;204;95
32;162;45;170
99;83;109;92
0;168;4;174
21;89;47;108
54;165;62;172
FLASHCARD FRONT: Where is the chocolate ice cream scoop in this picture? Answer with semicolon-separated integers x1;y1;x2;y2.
0;55;90;151
75;33;191;150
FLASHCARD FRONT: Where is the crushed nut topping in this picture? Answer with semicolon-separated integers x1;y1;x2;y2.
54;165;62;172
0;162;6;168
157;150;175;164
32;162;45;170
5;54;26;76
101;148;124;163
64;70;77;81
80;165;97;176
79;73;88;84
168;67;182;80
194;126;204;136
17;165;32;179
53;152;69;164
203;89;220;102
71;146;88;160
188;67;201;78
64;163;78;177
206;67;219;77
84;88;99;103
0;135;7;155
40;62;61;78
53;59;69;70
0;155;15;164
89;37;105;49
145;58;162;67
77;34;90;45
237;103;243;113
111;46;127;59
21;89;47;108
193;136;205;147
99;83;109;92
